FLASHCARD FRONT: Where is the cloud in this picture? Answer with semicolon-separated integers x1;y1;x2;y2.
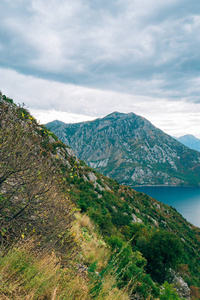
0;0;200;100
31;109;96;125
1;67;200;138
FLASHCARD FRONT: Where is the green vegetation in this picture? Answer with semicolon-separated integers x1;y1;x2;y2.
0;93;200;299
160;282;181;300
138;230;184;283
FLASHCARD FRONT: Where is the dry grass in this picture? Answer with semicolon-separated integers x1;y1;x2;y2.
0;218;130;300
71;213;110;270
96;275;129;300
0;242;90;300
70;213;130;299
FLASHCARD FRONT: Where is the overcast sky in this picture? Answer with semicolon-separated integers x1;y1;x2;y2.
1;0;200;137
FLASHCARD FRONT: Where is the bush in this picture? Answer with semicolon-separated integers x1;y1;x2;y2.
160;282;181;300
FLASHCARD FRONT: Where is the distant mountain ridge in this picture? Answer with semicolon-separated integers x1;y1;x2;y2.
46;112;200;186
175;134;200;152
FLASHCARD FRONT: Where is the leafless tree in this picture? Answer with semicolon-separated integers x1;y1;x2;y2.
0;98;74;253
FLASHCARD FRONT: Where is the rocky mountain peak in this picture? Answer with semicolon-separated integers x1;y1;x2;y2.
46;112;200;187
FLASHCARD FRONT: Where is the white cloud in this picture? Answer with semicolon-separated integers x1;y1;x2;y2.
31;109;96;125
1;0;200;93
1;67;200;138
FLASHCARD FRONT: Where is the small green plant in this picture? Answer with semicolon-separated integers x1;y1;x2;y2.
160;282;181;300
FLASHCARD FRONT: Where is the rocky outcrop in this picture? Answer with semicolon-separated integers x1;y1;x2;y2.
131;213;142;223
173;275;191;300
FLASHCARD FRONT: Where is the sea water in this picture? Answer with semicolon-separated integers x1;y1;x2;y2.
133;186;200;228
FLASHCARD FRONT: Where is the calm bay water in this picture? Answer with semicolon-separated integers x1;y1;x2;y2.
133;186;200;228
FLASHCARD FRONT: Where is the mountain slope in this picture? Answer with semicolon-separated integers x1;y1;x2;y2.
1;94;200;299
46;112;200;186
175;134;200;152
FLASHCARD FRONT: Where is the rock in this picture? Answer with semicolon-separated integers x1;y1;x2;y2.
112;206;117;212
48;135;55;143
88;172;97;182
65;147;77;159
94;181;104;191
131;213;142;223
82;174;88;181
148;216;158;227
76;263;88;278
173;275;191;300
154;203;161;210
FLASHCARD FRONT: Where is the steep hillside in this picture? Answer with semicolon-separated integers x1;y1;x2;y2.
1;94;200;299
46;112;200;186
176;135;200;152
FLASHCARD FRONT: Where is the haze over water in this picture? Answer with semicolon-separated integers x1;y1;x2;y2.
133;187;200;228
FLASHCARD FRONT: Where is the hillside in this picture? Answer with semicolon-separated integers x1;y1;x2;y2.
1;94;200;299
175;135;200;152
46;112;200;187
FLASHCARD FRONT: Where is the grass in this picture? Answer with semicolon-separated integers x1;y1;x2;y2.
71;213;110;271
0;242;89;299
0;215;130;300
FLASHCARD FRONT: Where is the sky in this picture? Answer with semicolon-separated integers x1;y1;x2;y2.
1;0;200;137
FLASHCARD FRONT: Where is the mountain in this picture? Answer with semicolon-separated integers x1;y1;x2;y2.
46;112;200;187
1;94;200;299
175;134;200;152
